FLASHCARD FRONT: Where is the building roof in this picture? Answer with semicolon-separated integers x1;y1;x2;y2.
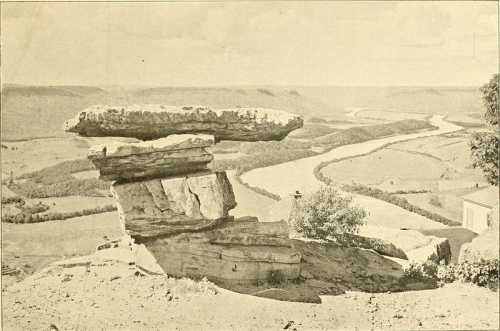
463;186;499;208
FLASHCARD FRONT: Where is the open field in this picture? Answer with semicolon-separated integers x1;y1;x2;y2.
322;149;446;188
1;212;123;279
320;129;488;225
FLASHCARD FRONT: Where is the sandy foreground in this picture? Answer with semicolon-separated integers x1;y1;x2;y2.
1;259;498;331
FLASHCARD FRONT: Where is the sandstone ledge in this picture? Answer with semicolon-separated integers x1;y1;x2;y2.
88;135;214;181
65;105;304;141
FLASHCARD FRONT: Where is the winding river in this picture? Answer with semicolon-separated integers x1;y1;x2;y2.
237;115;464;231
241;115;462;198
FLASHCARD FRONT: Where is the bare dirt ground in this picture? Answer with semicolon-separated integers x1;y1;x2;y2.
1;260;498;331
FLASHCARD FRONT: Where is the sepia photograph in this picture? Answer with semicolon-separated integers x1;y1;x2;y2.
1;1;499;330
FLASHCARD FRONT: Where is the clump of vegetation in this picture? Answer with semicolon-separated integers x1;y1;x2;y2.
315;119;437;150
17;159;95;184
404;259;499;291
337;183;460;226
267;270;288;285
1;196;24;205
211;140;316;175
8;159;110;198
470;73;498;186
290;124;338;139
2;204;117;224
293;186;367;240
257;88;275;97
428;195;442;208
9;179;110;199
403;261;440;283
308;117;328;123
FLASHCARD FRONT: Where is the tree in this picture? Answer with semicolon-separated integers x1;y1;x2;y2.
293;186;366;240
470;74;499;186
480;74;499;127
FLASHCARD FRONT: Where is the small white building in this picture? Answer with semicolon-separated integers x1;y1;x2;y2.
462;186;499;234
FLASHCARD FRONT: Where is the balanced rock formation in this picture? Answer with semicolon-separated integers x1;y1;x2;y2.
64;105;304;142
89;134;214;181
65;104;304;286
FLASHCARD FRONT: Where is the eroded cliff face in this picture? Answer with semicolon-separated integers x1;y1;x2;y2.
64;105;304;141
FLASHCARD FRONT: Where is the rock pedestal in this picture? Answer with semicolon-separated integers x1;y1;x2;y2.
65;104;303;285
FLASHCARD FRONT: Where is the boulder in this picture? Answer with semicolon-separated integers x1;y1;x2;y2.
459;226;499;263
145;220;301;283
360;226;450;263
88;134;214;181
334;233;408;260
111;171;237;240
64;105;303;142
406;236;451;264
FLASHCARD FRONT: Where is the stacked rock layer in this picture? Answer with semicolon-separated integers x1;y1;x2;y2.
65;105;303;284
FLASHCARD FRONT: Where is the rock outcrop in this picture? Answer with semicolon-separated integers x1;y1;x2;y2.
66;104;304;287
147;219;301;283
65;105;304;142
111;171;237;240
459;226;499;263
88;134;215;181
63;104;438;301
334;233;408;260
406;236;452;264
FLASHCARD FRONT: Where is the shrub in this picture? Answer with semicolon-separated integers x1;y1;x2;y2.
429;195;442;208
293;186;366;240
1;196;24;205
404;259;499;291
403;261;439;282
267;270;287;285
454;259;499;290
257;88;275;97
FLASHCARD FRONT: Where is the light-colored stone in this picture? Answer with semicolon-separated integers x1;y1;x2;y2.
459;226;499;263
111;171;236;240
406;236;451;264
65;105;303;141
88;135;214;181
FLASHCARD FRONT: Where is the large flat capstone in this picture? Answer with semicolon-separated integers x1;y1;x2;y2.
88;134;214;181
64;105;303;141
111;171;237;240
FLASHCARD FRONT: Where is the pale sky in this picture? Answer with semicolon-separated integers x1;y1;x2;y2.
1;2;498;87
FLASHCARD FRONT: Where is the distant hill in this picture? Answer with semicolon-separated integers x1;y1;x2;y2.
1;85;106;98
297;86;482;115
131;87;333;119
